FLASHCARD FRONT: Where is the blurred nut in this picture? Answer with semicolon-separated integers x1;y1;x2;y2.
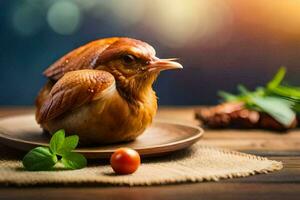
195;102;297;132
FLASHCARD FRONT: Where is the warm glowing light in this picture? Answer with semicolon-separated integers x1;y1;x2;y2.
11;0;300;45
146;0;233;48
47;1;81;35
233;0;300;39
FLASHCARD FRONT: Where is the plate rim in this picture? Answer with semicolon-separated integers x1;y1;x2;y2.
0;114;204;158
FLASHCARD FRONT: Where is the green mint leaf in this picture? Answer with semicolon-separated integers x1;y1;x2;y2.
22;129;87;171
57;135;79;156
61;152;87;170
22;147;57;171
267;67;286;89
251;96;295;127
49;129;65;154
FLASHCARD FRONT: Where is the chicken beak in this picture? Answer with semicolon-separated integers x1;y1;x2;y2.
147;58;183;72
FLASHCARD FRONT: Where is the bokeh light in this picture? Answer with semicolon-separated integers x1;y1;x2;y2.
85;0;145;27
2;0;300;105
12;3;44;36
233;0;300;40
144;0;233;48
47;1;81;35
108;0;145;27
73;0;99;11
147;0;202;48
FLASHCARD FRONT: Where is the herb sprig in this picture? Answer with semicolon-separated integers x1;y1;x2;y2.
22;130;87;171
218;67;300;127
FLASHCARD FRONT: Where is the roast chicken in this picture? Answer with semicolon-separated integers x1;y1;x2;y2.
35;37;182;145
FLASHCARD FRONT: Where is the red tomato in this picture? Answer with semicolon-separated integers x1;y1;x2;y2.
110;148;141;175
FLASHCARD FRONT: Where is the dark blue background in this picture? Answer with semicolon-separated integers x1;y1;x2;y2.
1;0;299;106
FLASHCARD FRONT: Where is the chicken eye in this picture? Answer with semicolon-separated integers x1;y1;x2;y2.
122;54;136;64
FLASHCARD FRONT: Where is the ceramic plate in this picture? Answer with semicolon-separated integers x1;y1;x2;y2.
0;114;203;158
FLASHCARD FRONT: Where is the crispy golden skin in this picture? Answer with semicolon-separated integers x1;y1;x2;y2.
36;70;115;123
36;37;182;145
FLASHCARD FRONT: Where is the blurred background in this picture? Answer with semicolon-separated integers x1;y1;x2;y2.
0;0;300;106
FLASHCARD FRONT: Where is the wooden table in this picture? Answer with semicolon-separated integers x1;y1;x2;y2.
0;107;299;200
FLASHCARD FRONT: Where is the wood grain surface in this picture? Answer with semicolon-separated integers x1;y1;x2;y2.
0;107;299;200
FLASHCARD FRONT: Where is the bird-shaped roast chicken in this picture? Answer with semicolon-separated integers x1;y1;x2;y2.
36;37;182;145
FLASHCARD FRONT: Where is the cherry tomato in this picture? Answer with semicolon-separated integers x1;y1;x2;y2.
110;148;141;175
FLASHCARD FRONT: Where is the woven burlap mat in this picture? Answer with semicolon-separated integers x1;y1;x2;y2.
0;142;282;186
